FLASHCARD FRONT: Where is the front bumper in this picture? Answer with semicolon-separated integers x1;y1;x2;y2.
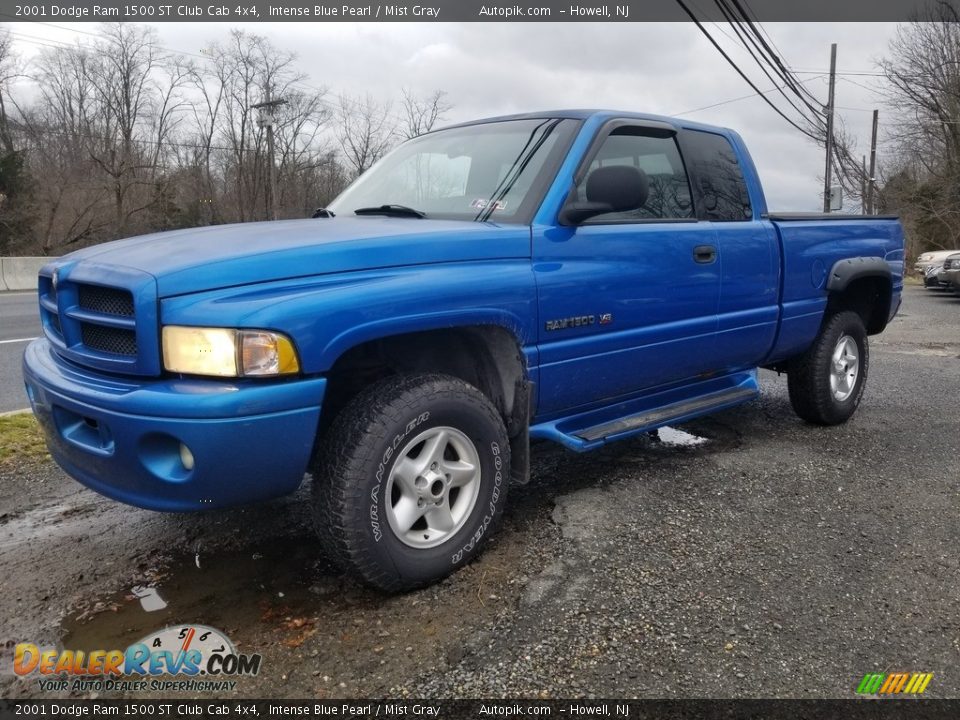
23;338;326;511
945;268;960;292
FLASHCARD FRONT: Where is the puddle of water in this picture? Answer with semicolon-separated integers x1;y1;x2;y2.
130;586;168;613
657;426;709;447
62;537;341;653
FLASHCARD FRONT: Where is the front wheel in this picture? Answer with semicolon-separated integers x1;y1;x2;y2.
787;310;869;425
311;373;510;592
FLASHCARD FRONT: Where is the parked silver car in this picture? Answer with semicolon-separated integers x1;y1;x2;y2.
925;263;945;288
916;249;960;275
939;253;960;294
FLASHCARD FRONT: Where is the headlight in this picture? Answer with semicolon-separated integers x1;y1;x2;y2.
162;326;300;377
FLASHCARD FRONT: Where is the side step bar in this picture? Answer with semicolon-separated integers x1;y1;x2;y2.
529;371;759;452
577;387;757;442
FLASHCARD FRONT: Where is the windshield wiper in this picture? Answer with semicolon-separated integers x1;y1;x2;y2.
354;204;426;218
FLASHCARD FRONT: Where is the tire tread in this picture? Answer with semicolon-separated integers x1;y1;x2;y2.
312;373;508;592
787;310;868;426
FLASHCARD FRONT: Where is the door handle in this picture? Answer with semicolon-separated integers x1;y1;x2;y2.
693;245;717;264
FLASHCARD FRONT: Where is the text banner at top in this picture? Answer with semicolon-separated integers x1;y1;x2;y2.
0;0;949;22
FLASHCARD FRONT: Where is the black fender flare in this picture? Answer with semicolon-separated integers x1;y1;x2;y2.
826;256;891;292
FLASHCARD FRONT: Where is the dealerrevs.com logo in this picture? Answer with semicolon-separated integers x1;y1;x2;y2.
14;625;262;693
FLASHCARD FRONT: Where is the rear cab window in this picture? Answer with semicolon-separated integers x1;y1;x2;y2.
679;130;753;222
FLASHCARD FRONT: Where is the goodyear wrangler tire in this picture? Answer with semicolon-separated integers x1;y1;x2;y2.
787;310;869;426
312;373;510;592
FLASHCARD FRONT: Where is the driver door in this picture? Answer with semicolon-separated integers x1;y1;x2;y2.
533;123;721;416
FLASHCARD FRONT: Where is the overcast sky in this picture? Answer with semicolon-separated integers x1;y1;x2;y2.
7;21;901;211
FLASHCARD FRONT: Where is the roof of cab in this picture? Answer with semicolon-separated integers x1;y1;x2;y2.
439;109;733;136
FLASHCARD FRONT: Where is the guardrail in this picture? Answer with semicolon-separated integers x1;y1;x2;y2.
0;257;53;292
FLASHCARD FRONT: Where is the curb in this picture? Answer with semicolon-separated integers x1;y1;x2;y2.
0;408;32;417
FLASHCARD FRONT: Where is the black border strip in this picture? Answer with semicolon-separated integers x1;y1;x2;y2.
0;0;954;22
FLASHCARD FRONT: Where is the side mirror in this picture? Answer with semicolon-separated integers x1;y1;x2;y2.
559;201;614;225
560;165;649;226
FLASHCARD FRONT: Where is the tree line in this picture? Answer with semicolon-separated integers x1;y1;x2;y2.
0;24;450;256
875;8;960;258
0;19;958;261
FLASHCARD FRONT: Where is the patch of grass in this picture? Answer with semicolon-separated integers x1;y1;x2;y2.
0;413;50;464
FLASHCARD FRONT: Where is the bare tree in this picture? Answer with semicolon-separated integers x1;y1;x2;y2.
0;29;33;254
400;88;451;139
0;24;450;253
87;23;182;236
336;93;396;176
877;5;960;254
272;89;339;216
17;43;112;252
0;29;20;154
196;30;334;222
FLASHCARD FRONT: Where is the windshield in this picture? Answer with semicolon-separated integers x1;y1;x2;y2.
327;118;579;223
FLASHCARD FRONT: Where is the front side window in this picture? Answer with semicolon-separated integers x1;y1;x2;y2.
574;127;694;222
327;118;578;223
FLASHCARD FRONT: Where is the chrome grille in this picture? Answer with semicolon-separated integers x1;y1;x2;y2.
79;284;134;317
81;324;138;356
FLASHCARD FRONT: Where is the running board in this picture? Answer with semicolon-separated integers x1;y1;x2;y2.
529;371;759;452
577;387;757;441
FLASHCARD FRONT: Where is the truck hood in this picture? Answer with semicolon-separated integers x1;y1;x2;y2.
60;217;532;297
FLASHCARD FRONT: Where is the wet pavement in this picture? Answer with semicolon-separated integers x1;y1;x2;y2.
1;285;959;699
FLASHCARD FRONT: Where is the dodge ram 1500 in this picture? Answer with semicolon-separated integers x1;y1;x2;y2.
23;110;904;590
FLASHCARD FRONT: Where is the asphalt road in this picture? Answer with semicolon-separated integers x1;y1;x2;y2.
0;285;958;700
0;292;41;413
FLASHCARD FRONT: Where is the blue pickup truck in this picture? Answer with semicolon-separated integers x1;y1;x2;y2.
23;110;904;591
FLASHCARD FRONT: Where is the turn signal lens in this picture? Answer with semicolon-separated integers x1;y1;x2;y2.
240;331;300;376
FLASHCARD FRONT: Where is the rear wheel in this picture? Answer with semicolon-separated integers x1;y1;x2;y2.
311;373;510;592
787;310;869;425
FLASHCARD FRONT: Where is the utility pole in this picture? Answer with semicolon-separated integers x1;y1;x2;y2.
867;109;879;214
823;43;837;213
861;155;867;214
253;90;287;221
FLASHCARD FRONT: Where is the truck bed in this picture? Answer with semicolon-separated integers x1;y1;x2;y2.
763;214;905;365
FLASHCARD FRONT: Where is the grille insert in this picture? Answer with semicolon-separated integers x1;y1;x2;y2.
79;285;134;317
81;324;137;356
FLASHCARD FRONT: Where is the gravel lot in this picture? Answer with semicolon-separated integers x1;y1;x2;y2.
1;285;958;699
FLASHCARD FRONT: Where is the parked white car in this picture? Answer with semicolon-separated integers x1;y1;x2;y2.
915;249;960;275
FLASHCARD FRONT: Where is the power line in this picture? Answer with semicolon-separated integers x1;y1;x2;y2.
714;0;825;118
4;30;77;52
0;15;212;61
793;69;886;77
673;0;821;141
711;0;825;128
673;75;824;115
838;76;881;93
729;1;824;108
